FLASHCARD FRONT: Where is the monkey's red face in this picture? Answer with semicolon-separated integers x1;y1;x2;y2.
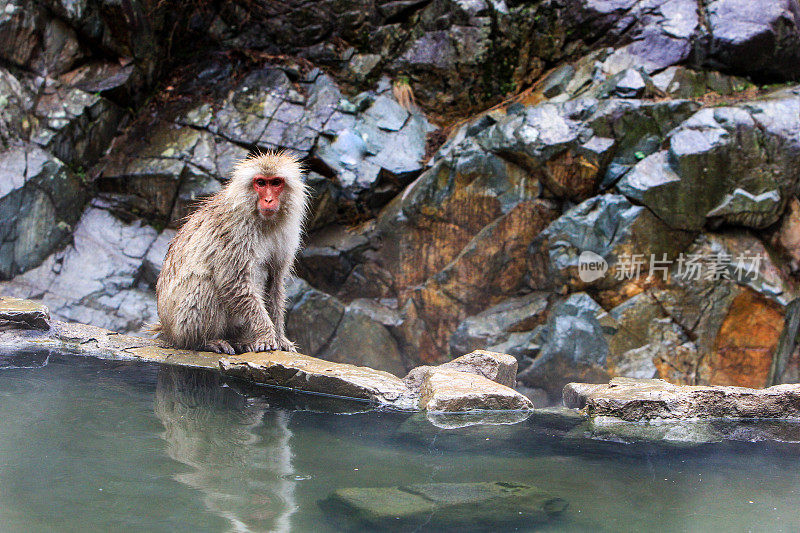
253;175;285;218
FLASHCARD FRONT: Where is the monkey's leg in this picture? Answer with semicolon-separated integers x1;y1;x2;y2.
167;274;230;351
265;264;297;352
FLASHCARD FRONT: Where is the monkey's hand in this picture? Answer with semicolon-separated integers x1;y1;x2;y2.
278;336;298;352
203;339;236;355
240;330;280;353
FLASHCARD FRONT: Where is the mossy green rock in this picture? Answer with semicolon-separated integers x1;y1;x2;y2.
319;481;567;531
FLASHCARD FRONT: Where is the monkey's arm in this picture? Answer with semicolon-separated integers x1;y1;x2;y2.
218;265;279;352
266;263;296;351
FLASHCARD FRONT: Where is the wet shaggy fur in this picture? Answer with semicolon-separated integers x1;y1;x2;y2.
154;152;309;354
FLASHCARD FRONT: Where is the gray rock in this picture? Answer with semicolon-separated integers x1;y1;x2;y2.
220;351;414;408
141;230;176;287
476;103;583;171
541;64;576;98
650;66;752;98
587;97;700;187
575;0;698;77
613;69;646;98
0;207;158;333
0;143;88;278
517;293;611;400
440;350;518;388
618;96;800;231
363;94;409;131
404;350;519;393
449;292;549;356
416;368;534;411
346;53;381;81
28;76;123;166
320;306;407;377
296;224;369;295
0;296;50;329
705;0;800;80
538;194;694;290
346;298;402;328
285;283;345;356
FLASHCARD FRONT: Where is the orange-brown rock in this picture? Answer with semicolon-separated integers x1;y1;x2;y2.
707;289;783;389
542;149;601;200
396;199;559;362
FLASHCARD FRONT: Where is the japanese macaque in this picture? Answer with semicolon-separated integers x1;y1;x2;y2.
153;152;308;355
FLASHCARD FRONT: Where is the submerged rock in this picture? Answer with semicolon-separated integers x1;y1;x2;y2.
319;481;567;531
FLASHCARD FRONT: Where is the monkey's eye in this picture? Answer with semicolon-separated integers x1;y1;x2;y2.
254;177;267;187
270;178;284;187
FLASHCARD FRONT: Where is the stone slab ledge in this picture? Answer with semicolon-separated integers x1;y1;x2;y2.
0;296;532;412
564;377;800;421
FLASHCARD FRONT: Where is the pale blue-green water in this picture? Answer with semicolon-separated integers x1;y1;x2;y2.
1;353;799;532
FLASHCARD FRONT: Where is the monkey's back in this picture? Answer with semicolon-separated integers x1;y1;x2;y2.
155;197;232;348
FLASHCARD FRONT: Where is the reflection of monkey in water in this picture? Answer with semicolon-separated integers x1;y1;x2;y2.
153;152;309;354
154;367;296;532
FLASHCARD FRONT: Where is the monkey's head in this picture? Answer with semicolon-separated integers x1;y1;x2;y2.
226;151;308;223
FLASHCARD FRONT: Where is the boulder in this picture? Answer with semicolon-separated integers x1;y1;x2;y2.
438;350;518;389
220;351;414;408
319;306;407;377
537;194;694;290
285;281;346;357
416;368;533;411
403;349;520;394
0;296;49;329
517;293;611;401
704;0;800;80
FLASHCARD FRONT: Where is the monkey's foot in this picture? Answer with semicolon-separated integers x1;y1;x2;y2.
202;339;236;355
278;337;298;352
239;335;279;353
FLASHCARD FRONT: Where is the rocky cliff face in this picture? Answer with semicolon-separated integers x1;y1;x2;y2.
2;0;800;403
